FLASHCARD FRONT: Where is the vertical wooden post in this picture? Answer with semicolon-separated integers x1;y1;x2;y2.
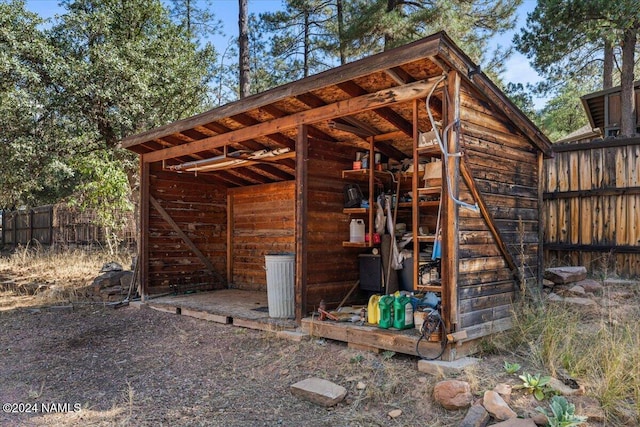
537;151;545;289
412;99;420;288
368;136;375;243
48;205;54;245
226;193;234;288
1;209;5;247
140;156;150;301
295;124;308;322
442;70;460;336
28;208;33;245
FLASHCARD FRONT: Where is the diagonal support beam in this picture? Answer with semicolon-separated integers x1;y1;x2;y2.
459;159;520;282
144;77;441;163
149;195;225;283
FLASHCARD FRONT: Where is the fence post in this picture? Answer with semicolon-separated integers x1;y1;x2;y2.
49;205;54;245
28;208;34;245
13;211;17;247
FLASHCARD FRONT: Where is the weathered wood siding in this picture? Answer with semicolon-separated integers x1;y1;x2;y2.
457;86;541;331
147;168;227;294
228;181;295;291
304;139;360;311
544;138;640;277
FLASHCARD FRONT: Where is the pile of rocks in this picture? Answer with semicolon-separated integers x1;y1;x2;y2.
89;262;135;301
433;376;600;426
542;266;606;307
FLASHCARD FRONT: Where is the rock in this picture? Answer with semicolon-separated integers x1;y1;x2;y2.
576;279;603;294
544;266;587;284
542;279;555;288
548;377;585;397
547;293;596;306
433;380;473;410
290;377;347;407
93;271;126;289
547;293;564;302
531;413;548;426
562;296;596;306
100;262;123;272
490;418;537;427
356;382;366;390
493;383;512;404
119;271;134;287
572;396;604;422
459;404;490;427
567;285;586;296
388;409;402;418
483;390;517;421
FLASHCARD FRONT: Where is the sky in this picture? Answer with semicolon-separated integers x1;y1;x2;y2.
24;0;546;107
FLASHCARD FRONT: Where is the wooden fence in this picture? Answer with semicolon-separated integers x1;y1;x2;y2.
1;204;136;249
543;136;640;278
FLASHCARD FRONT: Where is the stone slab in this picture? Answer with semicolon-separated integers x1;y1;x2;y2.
290;377;347;407
544;267;587;284
417;357;479;377
276;330;309;342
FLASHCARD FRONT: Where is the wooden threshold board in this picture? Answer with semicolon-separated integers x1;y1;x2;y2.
301;317;476;361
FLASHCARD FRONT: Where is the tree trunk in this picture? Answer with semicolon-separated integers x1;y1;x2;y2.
238;0;250;98
303;8;309;78
603;37;613;89
336;0;346;65
620;28;637;137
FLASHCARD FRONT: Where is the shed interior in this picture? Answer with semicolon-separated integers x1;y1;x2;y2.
123;32;551;360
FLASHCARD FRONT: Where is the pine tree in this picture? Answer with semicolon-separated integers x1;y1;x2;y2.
515;0;639;136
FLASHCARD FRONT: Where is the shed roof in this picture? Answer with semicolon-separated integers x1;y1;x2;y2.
122;31;551;186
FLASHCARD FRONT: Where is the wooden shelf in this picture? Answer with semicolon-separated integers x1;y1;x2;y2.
398;200;440;209
416;235;436;243
343;207;369;214
342;241;374;248
416;145;441;157
416;284;442;293
417;186;442;196
341;169;401;181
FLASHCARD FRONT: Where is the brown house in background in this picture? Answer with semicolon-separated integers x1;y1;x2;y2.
122;31;552;360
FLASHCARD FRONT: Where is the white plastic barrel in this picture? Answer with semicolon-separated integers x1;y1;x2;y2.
350;218;365;242
264;253;295;318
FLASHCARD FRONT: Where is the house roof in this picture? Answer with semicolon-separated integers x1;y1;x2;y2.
554;124;601;144
122;31;552;187
581;80;640;132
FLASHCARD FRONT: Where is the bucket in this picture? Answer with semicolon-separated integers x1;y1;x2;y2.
350;219;365;243
264;253;295;318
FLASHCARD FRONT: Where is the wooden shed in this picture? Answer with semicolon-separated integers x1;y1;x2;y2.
122;31;552;360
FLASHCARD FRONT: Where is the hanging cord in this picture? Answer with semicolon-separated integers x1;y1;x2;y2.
385;171;403;288
425;75;479;213
415;308;447;360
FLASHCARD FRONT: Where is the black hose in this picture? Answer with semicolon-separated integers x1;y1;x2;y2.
415;309;446;360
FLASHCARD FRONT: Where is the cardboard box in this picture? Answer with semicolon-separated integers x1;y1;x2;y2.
423;161;442;187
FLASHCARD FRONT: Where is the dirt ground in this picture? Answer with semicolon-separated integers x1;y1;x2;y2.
0;261;634;426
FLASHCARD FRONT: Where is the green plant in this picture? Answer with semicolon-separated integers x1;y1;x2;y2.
503;361;521;374
537;395;588;427
350;354;364;364
518;372;552;401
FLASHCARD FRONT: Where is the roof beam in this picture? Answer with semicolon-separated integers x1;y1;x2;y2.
143;77;440;163
335;80;415;137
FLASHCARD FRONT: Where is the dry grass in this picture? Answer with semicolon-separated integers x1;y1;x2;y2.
492;292;640;425
0;245;132;309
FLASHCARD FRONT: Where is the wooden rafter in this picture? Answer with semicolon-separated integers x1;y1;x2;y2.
335;80;415;138
143;77;441;163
